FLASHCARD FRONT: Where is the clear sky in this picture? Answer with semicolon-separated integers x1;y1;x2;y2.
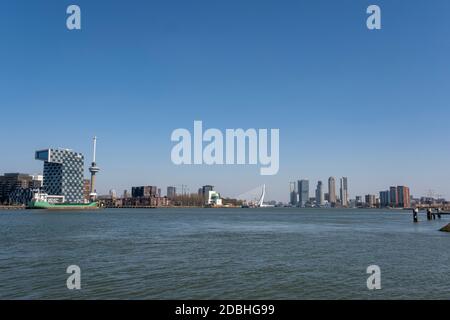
1;0;450;202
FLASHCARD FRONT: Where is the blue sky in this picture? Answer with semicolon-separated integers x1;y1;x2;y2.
1;0;450;201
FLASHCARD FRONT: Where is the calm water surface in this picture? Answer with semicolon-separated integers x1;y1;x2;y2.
0;208;449;299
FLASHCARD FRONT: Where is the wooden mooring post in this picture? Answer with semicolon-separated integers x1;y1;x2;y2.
413;208;418;223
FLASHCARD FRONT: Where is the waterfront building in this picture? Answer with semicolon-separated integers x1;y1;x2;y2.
35;149;85;203
30;175;43;189
290;190;298;206
340;177;349;207
207;190;223;206
200;185;214;199
83;179;91;201
0;173;33;204
289;182;298;206
380;190;390;207
328;177;336;205
397;186;410;208
389;186;398;207
8;187;34;205
0;173;46;205
132;186;158;198
167;186;177;199
316;181;324;206
365;194;376;208
298;180;309;207
355;196;363;207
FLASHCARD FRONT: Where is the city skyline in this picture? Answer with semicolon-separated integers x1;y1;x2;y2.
0;144;446;203
1;1;450;201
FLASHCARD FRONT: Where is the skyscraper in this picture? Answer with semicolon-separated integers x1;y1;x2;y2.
132;186;158;198
389;186;398;207
298;179;309;207
328;177;336;205
397;186;410;208
200;185;214;200
35;148;84;203
316;181;324;206
365;194;376;207
380;190;390;207
289;182;298;206
340;177;348;207
167;186;177;199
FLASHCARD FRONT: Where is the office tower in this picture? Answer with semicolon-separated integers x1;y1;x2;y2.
167;186;177;199
35;148;85;203
340;177;348;207
397;186;410;208
389;186;398;207
0;173;33;204
380;190;390;207
298;179;309;207
316;181;324;206
365;194;376;207
201;185;214;199
290;190;298;206
328;177;336;205
355;196;363;206
289;182;298;206
132;186;158;198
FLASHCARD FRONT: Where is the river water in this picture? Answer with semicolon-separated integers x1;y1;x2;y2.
0;208;448;299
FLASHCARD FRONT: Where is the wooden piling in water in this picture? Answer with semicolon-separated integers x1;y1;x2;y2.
413;208;418;223
427;208;432;221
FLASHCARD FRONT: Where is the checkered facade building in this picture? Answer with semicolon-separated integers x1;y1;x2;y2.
36;149;84;203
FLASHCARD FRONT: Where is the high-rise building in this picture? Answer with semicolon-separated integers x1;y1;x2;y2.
365;194;376;207
0;173;33;204
316;181;324;206
328;177;336;205
200;185;214;199
298;180;309;207
167;186;177;199
355;196;363;206
289;182;298;206
389;186;398;207
132;186;158;198
340;177;348;207
35;149;85;203
397;186;410;208
380;190;390;207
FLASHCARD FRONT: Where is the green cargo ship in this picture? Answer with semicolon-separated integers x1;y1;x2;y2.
27;191;99;210
27;200;99;210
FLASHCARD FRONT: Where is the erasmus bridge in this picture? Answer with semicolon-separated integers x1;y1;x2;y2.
235;184;274;208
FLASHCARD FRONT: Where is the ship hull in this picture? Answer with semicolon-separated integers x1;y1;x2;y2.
27;201;99;210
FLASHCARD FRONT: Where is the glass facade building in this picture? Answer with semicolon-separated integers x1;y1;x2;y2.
298;179;309;207
35;149;84;203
